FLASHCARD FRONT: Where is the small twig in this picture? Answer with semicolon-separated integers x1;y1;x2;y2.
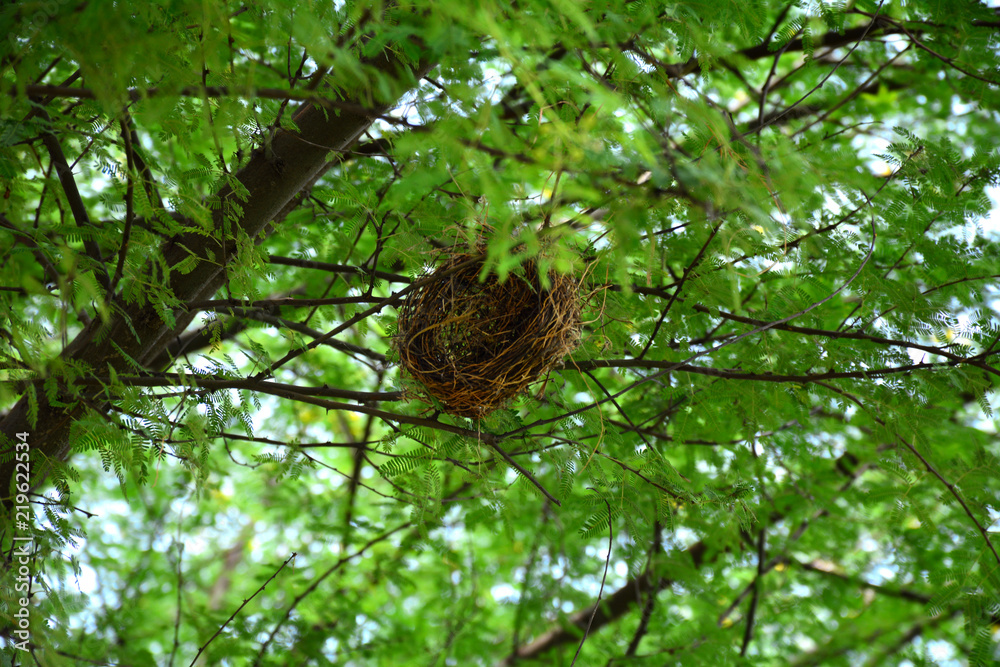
168;542;185;667
189;553;296;667
897;435;1000;565
814;381;1000;566
484;437;561;507
267;255;412;284
109;118;136;301
870;12;1000;86
506;216;877;438
622;522;662;659
32;105;111;292
744;2;886;138
757;7;800;132
637;220;723;360
571;500;613;667
186;296;384;310
793;44;912;137
740;529;766;656
255;255;482;380
253;526;407;666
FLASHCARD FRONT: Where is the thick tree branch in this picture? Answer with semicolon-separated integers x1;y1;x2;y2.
33;106;111;292
0;44;436;507
501;451;875;664
497;542;709;666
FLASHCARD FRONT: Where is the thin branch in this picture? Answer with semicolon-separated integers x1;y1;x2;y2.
32;105;111;291
687;303;1000;380
227;379;562;506
19;84;415;126
503;450;872;665
255;255;482;379
186;296;383;310
621;523;662;659
897;435;1000;565
794;558;930;603
81;374;402;403
252;527;407;667
511;503;553;657
341;379;381;550
740;529;766;656
504;217;878;439
0;213;62;288
792;44;913;137
574;359;959;384
268;254;412;284
637;220;722;360
189;552;296;667
757;6;800;132
813;381;1000;565
244;311;387;364
571;500;613;667
870;12;1000;86
739;2;886;138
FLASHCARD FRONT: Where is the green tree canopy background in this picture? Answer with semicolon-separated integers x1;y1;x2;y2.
2;0;1000;665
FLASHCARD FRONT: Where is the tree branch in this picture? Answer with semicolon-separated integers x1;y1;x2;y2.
497;541;709;666
33;106;111;292
1;40;437;507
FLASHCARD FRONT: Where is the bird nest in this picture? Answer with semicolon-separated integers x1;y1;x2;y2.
394;252;581;418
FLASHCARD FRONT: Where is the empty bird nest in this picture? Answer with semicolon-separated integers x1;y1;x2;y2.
394;250;582;418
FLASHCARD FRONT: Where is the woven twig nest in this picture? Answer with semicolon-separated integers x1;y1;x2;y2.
395;252;581;418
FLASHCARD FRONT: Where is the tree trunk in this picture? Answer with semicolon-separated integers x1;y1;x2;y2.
0;50;434;509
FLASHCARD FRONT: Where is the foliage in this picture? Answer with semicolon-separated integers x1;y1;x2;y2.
1;0;1000;665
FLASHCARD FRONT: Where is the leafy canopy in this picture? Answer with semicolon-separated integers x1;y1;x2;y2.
1;0;1000;665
